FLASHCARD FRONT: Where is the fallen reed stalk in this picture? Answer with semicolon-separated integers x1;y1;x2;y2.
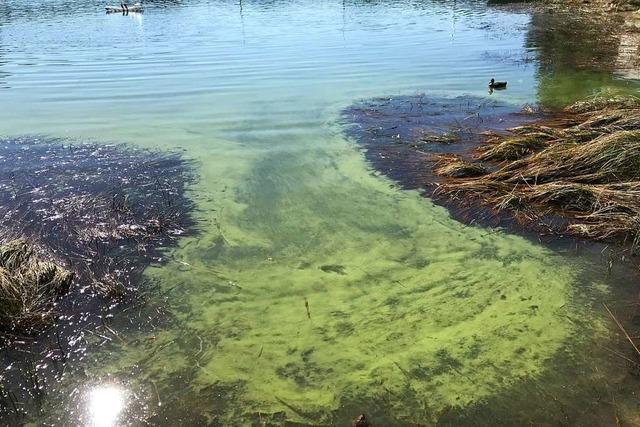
433;156;487;178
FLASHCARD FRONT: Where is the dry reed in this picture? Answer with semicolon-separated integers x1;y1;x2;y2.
434;95;640;246
0;239;73;333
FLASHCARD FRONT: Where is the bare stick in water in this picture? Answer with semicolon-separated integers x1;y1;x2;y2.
604;303;640;356
304;298;311;320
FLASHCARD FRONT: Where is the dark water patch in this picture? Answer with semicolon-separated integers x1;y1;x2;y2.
0;135;196;423
342;95;547;234
342;93;640;267
342;94;537;190
0;135;196;302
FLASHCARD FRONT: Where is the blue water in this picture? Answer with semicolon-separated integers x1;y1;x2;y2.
0;0;536;141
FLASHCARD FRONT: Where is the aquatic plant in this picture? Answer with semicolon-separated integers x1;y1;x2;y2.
499;130;640;183
418;131;461;145
477;131;557;160
566;94;640;113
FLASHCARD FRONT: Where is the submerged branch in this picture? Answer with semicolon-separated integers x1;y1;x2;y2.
604;303;640;357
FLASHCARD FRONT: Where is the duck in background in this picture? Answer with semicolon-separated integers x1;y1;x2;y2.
489;78;507;89
488;78;507;95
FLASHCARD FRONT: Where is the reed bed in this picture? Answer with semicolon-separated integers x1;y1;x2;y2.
478;132;557;160
435;95;640;246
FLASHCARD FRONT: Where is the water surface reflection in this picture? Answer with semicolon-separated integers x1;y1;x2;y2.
88;385;126;427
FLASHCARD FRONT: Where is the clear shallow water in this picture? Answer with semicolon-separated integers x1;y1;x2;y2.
1;0;640;425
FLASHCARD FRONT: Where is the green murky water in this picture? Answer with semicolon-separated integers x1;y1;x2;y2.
1;0;640;425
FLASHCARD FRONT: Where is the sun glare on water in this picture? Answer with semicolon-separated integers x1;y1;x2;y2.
88;385;126;427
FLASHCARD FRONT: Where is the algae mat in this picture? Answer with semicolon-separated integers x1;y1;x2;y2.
82;135;605;425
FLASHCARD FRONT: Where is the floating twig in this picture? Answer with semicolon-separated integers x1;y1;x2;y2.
304;298;311;320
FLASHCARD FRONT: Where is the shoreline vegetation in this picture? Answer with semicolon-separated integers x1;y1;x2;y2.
492;0;640;12
435;95;640;250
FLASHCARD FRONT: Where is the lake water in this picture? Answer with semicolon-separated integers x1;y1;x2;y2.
1;0;640;425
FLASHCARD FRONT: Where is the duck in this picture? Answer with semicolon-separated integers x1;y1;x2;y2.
489;78;507;89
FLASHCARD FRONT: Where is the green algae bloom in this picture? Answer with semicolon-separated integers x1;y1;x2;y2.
91;136;605;425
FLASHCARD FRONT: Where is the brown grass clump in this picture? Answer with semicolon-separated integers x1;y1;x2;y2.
498;130;640;183
434;157;487;178
436;95;640;246
478;132;557;160
0;239;73;333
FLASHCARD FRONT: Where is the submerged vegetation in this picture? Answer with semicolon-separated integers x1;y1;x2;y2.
436;95;640;246
344;92;640;424
0;136;196;424
0;136;195;336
